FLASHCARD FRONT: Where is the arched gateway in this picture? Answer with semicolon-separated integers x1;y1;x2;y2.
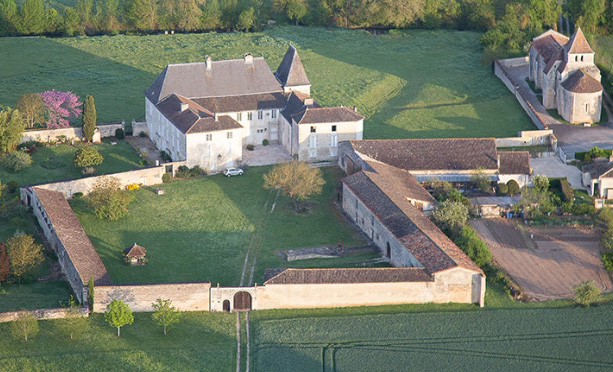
233;291;252;311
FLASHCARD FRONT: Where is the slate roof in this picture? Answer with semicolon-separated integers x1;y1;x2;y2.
32;187;111;286
498;151;531;175
193;92;287;113
275;44;310;87
342;170;482;275
565;27;594;54
349;139;499;172
561;69;603;93
123;243;146;258
282;91;320;121
146;57;283;103
531;30;568;63
293;107;364;124
264;268;433;284
583;160;613;179
156;94;243;134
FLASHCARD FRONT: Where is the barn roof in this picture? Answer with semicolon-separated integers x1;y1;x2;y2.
264;268;433;284
498;151;531;175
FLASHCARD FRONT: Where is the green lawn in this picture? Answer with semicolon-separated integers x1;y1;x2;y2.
0;312;236;371
252;302;613;371
0;27;535;138
71;166;367;286
0;281;73;312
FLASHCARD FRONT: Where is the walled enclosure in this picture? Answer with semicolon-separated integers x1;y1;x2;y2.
20;123;124;144
94;283;211;312
0;307;89;323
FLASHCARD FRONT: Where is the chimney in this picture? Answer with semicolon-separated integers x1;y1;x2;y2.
353;106;357;112
244;53;253;65
205;55;212;72
214;112;218;121
180;102;189;112
304;98;314;107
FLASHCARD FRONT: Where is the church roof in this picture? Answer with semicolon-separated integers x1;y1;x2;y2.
561;69;603;93
275;44;310;88
146;57;283;103
531;30;568;63
565;27;594;54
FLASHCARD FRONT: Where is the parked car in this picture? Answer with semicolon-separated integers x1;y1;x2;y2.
223;167;244;177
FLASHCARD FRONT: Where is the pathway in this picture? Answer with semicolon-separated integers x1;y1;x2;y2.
235;311;251;372
241;143;292;167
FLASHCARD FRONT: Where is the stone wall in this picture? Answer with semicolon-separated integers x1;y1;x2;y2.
33;161;185;198
132;120;148;136
20;122;124;144
93;283;211;313
97;122;125;137
0;307;88;323
495;130;556;149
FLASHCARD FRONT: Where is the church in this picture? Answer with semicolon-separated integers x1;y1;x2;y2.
144;45;364;171
528;27;603;124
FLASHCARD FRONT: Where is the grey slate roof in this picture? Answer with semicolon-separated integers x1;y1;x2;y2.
561;69;603;93
498;151;531;175
146;57;283;103
156;94;243;134
264;268;433;284
349;139;499;172
583;160;613;179
193;92;287;113
275;44;310;88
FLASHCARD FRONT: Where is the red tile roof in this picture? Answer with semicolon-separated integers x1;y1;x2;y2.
264;268;434;284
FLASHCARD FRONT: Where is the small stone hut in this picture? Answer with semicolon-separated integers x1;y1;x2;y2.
123;243;147;266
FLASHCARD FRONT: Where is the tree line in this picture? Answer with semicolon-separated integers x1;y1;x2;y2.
0;0;611;46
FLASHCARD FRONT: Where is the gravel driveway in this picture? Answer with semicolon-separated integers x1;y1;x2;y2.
530;157;585;190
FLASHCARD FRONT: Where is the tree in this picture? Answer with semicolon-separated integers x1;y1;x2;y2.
54;296;89;339
104;299;133;337
11;310;39;341
82;95;97;142
74;146;103;172
75;0;93;30
286;0;307;25
573;280;601;307
18;0;44;35
5;233;44;282
235;6;254;31
263;161;325;211
98;0;120;34
201;0;221;29
0;0;18;36
453;226;492;267
62;7;84;36
88;176;136;220
123;0;157;31
151;298;181;335
532;175;549;193
506;180;520;196
430;199;469;233
44;8;63;34
472;167;491;193
15;94;45;129
0;242;9;284
0;107;26;153
1;149;32;172
39;90;82;129
87;275;94;312
566;0;606;32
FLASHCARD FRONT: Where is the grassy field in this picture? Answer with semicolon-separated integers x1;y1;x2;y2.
0;27;535;139
0;312;236;371
71;166;367;286
252;302;613;371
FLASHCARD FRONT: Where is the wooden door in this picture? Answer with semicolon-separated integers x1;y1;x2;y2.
233;292;252;311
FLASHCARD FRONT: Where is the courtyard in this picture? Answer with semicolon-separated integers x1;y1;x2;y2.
471;219;612;300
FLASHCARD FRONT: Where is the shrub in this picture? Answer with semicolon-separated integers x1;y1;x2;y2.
125;183;141;191
430;200;469;233
10;217;28;230
583;152;591;162
115;128;125;140
602;250;613;272
262;139;269;146
560;179;573;202
73;146;103;169
160;151;172;162
190;166;206;177
72;192;84;199
572;204;596;216
1;150;32;172
506;180;520;196
496;183;508;196
453;227;492;267
7;180;19;193
88;177;135;221
176;165;190;178
139;131;146;138
573;280;601;307
246;144;255;151
162;173;171;183
588;146;609;159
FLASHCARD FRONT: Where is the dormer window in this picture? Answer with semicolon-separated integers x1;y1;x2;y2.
310;126;316;133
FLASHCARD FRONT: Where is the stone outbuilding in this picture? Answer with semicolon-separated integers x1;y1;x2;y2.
471;196;521;218
123;243;147;266
582;158;613;198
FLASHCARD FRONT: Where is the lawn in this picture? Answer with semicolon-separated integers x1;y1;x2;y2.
0;27;535;138
0;312;236;371
251;302;613;371
71;166;367;286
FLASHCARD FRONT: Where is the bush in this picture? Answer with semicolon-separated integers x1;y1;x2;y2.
88;177;135;221
162;173;171;183
558;179;573;202
430;200;469;233
73;146;104;169
72;192;84;199
262;139;269;146
246;144;255;151
176;165;190;178
160;151;172;162
453;227;492;267
583;152;591;162
572;204;596;216
139;131;146;138
10;216;28;230
190;166;206;177
496;183;508;196
602;250;613;272
7;180;19;193
1;150;32;172
573;280;601;307
506;180;520;196
115;128;125;140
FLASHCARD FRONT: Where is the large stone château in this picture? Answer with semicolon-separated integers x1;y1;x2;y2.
145;45;364;171
528;27;603;124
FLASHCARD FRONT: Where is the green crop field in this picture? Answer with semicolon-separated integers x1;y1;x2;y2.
252;303;613;371
0;27;535;139
71;166;368;286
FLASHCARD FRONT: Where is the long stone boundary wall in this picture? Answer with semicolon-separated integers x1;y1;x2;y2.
33;161;186;198
20;122;124;144
94;283;211;312
495;129;556;149
0;307;88;323
494;59;547;130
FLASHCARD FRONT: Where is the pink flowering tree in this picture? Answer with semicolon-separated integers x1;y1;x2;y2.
39;90;82;129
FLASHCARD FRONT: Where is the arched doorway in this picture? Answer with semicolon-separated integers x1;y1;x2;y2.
233;291;252;311
386;242;391;259
222;300;230;312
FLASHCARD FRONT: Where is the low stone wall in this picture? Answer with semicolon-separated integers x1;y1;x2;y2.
93;283;211;313
495;129;556;149
132;120;148;136
0;307;88;323
98;122;125;137
20;122;125;144
34;161;186;198
497;56;529;68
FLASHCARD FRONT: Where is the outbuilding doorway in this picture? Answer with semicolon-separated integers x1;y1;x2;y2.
233;291;252;311
222;299;230;312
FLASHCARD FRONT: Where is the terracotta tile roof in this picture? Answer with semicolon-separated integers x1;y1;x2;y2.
362;160;436;205
264;268;433;284
275;44;310;87
498;151;531;175
123;243;146;258
156;94;243;134
342;171;482;274
193;92;287;113
531;30;568;63
32;187;111;286
565;27;594;54
349;139;499;172
544;49;563;74
561;69;603;93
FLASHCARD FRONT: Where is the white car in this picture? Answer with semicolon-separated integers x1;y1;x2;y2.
223;167;244;177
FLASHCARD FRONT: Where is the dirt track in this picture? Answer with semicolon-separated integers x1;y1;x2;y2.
471;219;613;301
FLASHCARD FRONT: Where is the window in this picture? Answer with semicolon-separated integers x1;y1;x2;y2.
586;103;589;113
271;110;277;118
227;132;233;139
332;125;337;132
310;126;316;133
248;112;254;120
575;56;578;62
206;134;212;141
258;111;263;120
581;55;584;62
330;134;338;148
309;135;317;149
237;112;243;121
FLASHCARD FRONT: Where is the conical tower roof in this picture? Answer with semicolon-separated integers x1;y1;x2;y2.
275;44;310;87
565;27;594;54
